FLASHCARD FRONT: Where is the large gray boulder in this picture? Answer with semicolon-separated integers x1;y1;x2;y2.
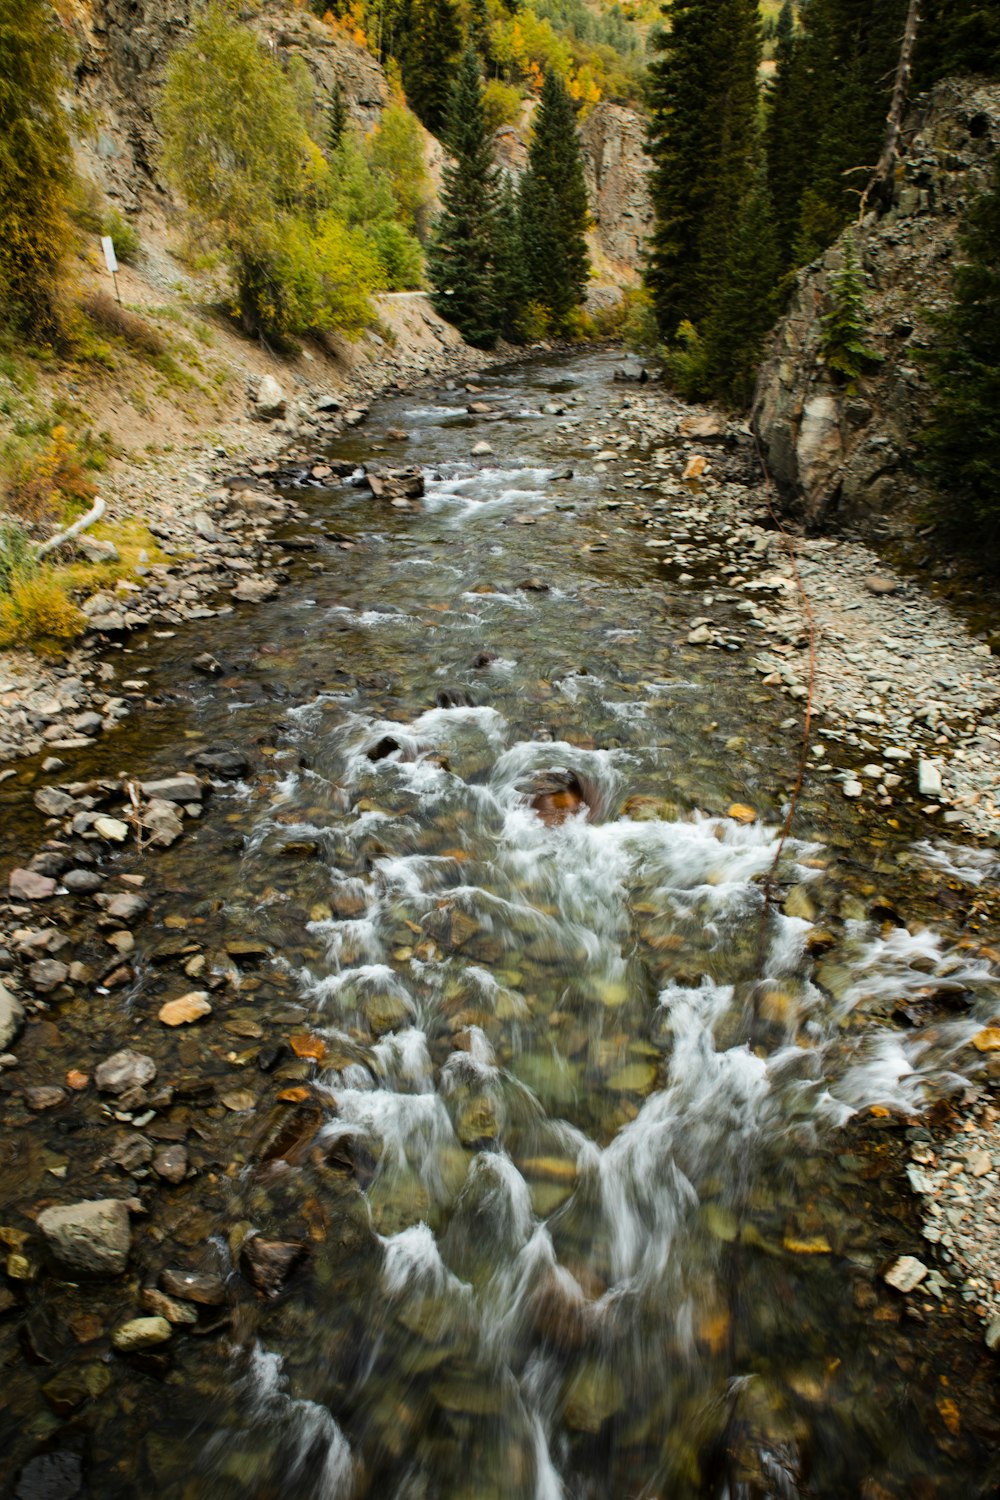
36;1199;132;1277
0;981;24;1050
752;78;1000;532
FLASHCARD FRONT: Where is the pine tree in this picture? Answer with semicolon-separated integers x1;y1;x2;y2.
702;163;781;408
518;69;590;330
470;0;493;68
493;174;528;339
327;81;348;155
765;1;812;270
765;0;910;271
644;0;761;339
0;0;74;338
427;49;502;347
914;0;1000;87
819;231;883;386
401;0;462;134
921;156;1000;560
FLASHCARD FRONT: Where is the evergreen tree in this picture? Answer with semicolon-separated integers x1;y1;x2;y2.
921;157;1000;560
327;81;349;155
0;0;74;338
427;49;503;347
470;0;493;68
401;0;462;134
819;231;883;385
493;174;528;339
702;163;781;408
764;0;910;271
644;0;761;338
765;1;812;269
518;69;590;329
914;0;1000;87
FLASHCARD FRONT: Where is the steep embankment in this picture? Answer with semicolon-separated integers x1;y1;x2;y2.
753;78;1000;535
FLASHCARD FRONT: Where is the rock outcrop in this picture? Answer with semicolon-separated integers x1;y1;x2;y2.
753;79;1000;532
578;101;653;278
494;98;652;281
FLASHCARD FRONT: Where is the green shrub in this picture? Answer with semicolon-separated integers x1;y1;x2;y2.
661;320;710;400
100;207;141;265
0;522;36;592
0;572;85;656
482;79;523;134
620;286;661;355
368;219;423;290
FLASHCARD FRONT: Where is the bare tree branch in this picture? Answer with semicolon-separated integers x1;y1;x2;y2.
859;0;922;218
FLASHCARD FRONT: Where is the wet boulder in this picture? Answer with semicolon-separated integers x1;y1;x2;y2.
192;748;250;780
36;1199;131;1277
0;981;24;1050
518;769;595;827
95;1049;156;1095
435;687;477;709
363;465;425;502
238;1235;307;1297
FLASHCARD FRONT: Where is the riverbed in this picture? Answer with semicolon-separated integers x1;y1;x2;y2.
1;349;999;1499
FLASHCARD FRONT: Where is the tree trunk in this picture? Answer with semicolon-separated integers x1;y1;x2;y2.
861;0;922;217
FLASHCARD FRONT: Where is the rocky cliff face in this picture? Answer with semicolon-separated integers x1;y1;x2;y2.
70;0;407;213
753;79;1000;533
578;101;652;279
495;99;652;282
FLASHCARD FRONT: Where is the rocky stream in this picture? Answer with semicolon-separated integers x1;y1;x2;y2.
1;349;1000;1499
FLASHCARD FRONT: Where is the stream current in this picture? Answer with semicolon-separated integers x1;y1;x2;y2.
3;350;1000;1498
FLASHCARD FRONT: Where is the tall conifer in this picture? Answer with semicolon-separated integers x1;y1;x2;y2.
519;70;591;329
921;156;1000;559
644;0;760;338
702;162;780;407
427;49;502;347
401;0;462;134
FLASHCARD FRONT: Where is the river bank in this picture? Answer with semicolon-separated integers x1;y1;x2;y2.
1;348;999;1497
0;297;514;768
569;379;1000;845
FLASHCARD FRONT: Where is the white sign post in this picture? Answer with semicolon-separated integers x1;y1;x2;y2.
101;235;121;304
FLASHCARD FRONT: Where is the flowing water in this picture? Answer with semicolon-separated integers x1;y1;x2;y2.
3;350;1000;1498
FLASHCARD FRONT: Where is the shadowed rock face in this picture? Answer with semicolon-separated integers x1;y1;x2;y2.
752;78;1000;533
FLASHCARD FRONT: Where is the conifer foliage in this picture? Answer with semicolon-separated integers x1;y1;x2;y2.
519;70;591;329
401;0;462;134
427;49;505;347
921;157;1000;559
644;0;761;340
429;58;589;346
0;0;74;338
765;0;911;271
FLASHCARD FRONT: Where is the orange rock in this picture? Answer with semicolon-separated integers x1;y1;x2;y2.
65;1070;89;1091
277;1086;311;1103
682;454;707;480
972;1028;1000;1052
727;803;757;824
290;1034;327;1062
937;1396;960;1436
158;991;212;1026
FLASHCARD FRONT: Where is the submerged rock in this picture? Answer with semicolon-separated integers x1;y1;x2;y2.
111;1316;172;1352
238;1235;307;1297
36;1199;131;1277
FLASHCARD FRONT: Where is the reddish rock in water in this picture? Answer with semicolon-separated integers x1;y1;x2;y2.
520;770;596;827
239;1235;308;1297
